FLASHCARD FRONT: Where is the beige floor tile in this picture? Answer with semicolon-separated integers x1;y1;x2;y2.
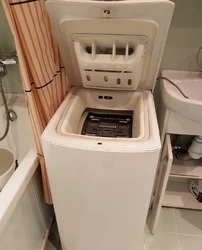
145;232;180;250
174;209;202;235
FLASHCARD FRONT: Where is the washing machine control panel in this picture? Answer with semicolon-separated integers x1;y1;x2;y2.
73;34;147;90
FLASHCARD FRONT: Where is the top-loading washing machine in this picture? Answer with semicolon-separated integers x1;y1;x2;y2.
42;1;175;250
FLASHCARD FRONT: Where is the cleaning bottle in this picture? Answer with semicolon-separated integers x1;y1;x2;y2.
189;179;202;203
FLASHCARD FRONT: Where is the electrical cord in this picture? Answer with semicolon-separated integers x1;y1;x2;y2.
196;46;202;70
156;76;189;99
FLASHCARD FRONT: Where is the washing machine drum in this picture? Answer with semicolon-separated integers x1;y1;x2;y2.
81;108;133;138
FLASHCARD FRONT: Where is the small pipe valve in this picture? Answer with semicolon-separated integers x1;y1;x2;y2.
0;58;17;65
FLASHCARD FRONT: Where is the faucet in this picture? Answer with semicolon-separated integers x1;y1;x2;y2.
0;51;17;80
0;57;17;65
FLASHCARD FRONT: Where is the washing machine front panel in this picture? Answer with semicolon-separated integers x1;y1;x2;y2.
42;87;161;250
43;141;160;250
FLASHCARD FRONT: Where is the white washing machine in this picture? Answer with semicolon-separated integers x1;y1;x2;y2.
42;1;174;250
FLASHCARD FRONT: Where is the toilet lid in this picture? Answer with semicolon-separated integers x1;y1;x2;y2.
46;0;174;91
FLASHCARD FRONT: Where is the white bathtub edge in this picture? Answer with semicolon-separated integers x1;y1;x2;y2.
0;148;39;234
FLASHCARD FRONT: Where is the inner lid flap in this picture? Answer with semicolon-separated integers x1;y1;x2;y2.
45;0;175;91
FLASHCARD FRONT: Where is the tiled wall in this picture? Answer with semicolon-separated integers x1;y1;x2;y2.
0;1;23;93
160;0;202;72
0;0;202;94
0;94;35;162
154;0;202;106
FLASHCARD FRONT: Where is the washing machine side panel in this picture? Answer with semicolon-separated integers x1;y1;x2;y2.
43;142;160;250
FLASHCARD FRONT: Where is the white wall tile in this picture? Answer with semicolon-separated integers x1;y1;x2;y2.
0;95;35;163
160;46;200;72
160;0;202;72
0;1;23;94
0;2;15;54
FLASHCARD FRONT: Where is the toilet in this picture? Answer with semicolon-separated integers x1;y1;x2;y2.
42;1;175;250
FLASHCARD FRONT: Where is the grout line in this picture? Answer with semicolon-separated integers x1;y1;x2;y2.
154;230;202;237
172;208;178;234
173;208;178;233
175;233;202;238
155;231;179;235
173;208;182;250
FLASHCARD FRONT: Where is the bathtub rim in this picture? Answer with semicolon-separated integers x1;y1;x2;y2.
0;148;39;234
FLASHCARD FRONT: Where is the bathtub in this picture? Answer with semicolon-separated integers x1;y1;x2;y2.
0;94;54;250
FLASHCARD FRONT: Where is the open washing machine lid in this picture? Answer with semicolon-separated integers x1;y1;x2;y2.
46;0;174;91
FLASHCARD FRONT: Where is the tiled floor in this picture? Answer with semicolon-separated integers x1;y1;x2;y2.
145;208;202;250
45;240;57;250
45;208;202;250
45;219;62;250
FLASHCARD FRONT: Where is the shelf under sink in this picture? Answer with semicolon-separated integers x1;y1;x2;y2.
170;157;202;179
163;181;202;210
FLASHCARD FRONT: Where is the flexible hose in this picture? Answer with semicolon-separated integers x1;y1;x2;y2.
196;46;202;70
156;76;189;99
0;81;10;141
